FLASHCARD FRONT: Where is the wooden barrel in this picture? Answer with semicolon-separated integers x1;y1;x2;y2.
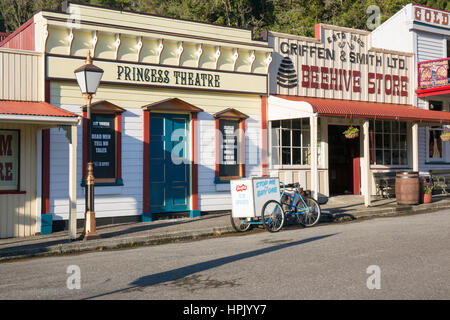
395;171;419;205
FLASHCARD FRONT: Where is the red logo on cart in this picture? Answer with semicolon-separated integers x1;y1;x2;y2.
236;184;247;192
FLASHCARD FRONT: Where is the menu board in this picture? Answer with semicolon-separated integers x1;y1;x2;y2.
0;130;19;190
91;114;116;179
219;119;239;177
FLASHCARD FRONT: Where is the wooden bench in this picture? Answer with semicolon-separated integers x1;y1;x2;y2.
372;171;397;198
430;170;450;195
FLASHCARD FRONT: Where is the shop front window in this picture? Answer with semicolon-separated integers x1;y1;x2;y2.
429;127;443;160
271;118;320;166
427;101;444;161
370;120;407;166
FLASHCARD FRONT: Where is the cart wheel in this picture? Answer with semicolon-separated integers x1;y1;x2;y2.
296;197;321;227
230;214;251;232
261;200;285;232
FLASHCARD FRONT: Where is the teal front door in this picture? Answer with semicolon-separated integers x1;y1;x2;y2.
149;113;190;213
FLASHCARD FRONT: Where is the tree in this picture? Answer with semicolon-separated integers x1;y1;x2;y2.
0;0;34;32
0;0;449;37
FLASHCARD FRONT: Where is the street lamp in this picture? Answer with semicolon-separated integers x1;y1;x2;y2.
74;51;104;240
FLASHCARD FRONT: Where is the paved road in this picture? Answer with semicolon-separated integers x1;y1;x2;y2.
1;210;449;300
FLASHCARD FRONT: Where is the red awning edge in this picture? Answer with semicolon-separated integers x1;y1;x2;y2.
273;95;450;124
0;100;78;118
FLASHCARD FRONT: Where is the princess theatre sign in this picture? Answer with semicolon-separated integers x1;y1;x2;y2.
267;24;414;105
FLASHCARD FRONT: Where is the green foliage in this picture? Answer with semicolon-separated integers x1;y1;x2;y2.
420;180;433;194
0;0;449;37
343;125;359;135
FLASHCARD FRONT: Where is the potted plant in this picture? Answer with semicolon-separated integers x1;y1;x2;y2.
440;128;450;142
343;125;359;139
420;180;433;203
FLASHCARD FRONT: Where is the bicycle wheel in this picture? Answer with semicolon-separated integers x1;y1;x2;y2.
261;200;285;232
295;197;321;227
230;214;251;232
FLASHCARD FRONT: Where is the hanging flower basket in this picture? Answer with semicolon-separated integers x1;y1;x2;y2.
343;126;359;139
440;129;450;142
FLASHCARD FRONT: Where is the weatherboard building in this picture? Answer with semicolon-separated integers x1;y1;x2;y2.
2;2;450;238
263;19;450;206
0;2;272;236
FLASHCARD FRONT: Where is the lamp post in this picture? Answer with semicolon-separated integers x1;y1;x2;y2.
74;51;104;240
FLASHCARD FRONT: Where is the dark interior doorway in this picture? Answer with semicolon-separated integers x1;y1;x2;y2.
328;125;360;195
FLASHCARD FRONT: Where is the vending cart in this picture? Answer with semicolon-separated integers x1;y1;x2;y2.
230;177;285;232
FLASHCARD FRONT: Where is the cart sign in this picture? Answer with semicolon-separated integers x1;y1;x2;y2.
231;177;280;218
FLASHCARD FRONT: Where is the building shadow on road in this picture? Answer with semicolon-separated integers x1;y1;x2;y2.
84;233;338;299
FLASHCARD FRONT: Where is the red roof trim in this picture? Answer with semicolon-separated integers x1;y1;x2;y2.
273;95;450;123
0;100;78;118
412;3;450;15
416;85;450;98
0;17;34;48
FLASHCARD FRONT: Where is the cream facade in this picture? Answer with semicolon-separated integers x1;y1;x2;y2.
18;2;272;228
371;3;450;172
0;48;79;238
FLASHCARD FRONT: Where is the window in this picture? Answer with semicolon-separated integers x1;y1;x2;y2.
0;130;20;191
82;101;125;185
271;118;320;166
370;120;407;166
428;101;444;161
91;113;117;180
214;108;248;182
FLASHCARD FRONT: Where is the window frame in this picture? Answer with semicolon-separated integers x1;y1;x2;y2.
82;101;125;186
213;108;248;183
370;120;408;167
0;129;23;193
426;100;446;163
270;118;320;169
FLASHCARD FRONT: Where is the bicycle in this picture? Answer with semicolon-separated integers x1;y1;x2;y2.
278;182;321;227
230;179;320;233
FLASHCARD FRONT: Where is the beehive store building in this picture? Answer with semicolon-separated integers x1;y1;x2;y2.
0;2;272;235
263;20;450;206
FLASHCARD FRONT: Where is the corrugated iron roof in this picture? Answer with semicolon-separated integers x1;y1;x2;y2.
274;95;450;123
0;100;78;118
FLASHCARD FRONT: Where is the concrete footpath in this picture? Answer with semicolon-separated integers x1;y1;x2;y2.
1;195;449;262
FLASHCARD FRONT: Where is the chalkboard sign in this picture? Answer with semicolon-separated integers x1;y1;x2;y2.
91;113;116;179
219;119;239;178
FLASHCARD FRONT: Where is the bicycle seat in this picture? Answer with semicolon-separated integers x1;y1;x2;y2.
284;183;299;189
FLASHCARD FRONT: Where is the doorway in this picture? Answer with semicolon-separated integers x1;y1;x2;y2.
149;113;190;213
328;125;360;195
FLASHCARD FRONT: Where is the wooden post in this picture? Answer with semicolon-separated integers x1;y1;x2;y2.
412;123;419;172
68;124;78;240
310;116;319;200
363;120;371;207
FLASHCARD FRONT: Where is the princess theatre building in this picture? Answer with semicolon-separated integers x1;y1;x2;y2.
2;2;450;238
0;2;272;236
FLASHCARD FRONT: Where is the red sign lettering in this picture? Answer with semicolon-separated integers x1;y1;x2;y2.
236;184;247;192
0;134;12;156
414;6;450;27
0;162;13;181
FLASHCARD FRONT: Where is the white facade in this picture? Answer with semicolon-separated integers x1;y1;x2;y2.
372;3;450;171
